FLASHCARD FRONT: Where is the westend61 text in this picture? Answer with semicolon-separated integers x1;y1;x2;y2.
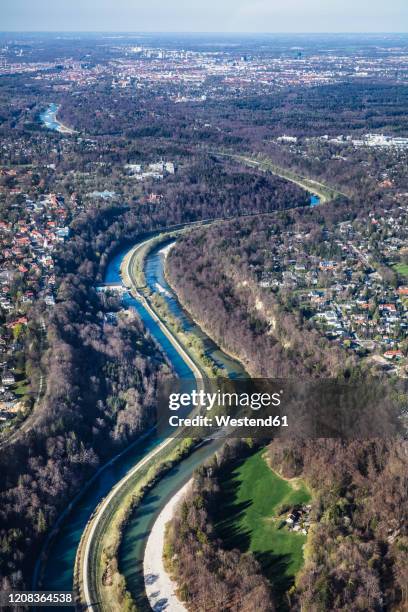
168;414;288;428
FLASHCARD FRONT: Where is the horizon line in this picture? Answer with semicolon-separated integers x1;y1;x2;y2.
1;30;408;35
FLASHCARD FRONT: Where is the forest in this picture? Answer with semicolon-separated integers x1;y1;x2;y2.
268;437;408;610
167;435;408;610
0;156;306;590
166;192;406;378
166;212;351;379
1;34;408;605
54;80;408;141
165;199;408;610
165;440;275;612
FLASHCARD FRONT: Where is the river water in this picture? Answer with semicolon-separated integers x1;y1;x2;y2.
39;237;246;604
145;241;246;378
39;103;63;132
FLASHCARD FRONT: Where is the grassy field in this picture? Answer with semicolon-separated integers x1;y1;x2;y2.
393;263;408;278
13;380;30;397
215;448;310;602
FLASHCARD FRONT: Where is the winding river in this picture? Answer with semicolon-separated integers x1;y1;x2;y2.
38;235;246;605
40;103;73;134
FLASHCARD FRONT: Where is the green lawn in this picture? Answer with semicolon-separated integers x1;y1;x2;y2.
393;263;408;278
13;381;29;397
12;371;30;398
215;448;311;603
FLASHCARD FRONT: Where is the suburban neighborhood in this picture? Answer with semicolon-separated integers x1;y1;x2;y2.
258;203;408;374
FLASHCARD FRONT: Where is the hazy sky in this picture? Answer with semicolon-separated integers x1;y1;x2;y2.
2;0;408;33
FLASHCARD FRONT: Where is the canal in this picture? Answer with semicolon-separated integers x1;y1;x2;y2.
38;234;246;606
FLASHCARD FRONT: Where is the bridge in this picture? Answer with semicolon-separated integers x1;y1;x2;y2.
96;283;127;294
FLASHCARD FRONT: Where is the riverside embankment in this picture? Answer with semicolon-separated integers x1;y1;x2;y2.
37;173;327;608
37;228;246;611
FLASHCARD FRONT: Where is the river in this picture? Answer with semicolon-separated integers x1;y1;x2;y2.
40;103;72;133
38;236;246;605
144;240;247;377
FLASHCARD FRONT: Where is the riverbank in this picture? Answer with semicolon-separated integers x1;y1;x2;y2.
59;163;326;606
144;480;192;612
75;432;185;609
40;103;76;135
35;163;332;608
62;228;228;609
121;239;205;381
124;236;239;378
75;438;195;612
75;234;213;612
163;261;258;378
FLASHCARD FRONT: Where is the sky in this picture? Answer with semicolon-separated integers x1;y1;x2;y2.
1;0;408;33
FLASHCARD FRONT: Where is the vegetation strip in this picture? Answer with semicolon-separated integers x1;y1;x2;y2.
96;438;195;612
